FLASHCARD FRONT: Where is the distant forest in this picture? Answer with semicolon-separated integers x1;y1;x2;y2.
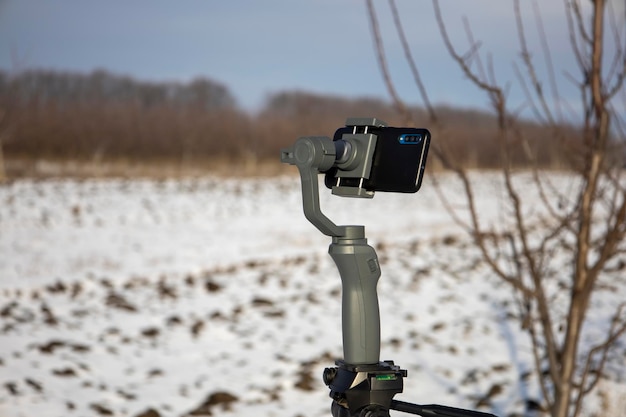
0;69;589;176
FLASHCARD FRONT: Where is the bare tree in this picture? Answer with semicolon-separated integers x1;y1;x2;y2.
366;0;626;416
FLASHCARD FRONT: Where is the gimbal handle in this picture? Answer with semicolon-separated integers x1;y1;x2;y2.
330;229;381;364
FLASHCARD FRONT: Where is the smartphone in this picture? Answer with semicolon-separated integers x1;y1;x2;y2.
324;126;431;193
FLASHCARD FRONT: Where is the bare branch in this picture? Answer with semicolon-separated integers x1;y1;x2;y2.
525;300;556;408
590;187;626;277
604;0;626;99
431;0;501;97
513;60;547;121
514;0;557;125
564;0;589;73
462;16;488;83
429;174;471;232
532;0;564;122
572;0;593;47
501;138;563;387
388;0;438;124
573;303;626;416
365;0;413;125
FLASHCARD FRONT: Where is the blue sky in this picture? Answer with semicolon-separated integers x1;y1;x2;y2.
0;1;622;115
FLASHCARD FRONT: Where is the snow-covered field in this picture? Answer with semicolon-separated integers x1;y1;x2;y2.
1;173;624;417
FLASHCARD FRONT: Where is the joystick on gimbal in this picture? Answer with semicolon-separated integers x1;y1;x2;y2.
281;118;498;417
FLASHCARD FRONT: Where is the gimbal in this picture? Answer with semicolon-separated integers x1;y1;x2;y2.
281;118;499;417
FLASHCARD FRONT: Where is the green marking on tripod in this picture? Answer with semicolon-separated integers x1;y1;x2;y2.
375;374;397;381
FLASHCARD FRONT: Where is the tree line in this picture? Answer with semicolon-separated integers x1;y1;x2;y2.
0;68;594;174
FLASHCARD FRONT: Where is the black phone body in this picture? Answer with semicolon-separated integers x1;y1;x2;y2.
324;126;431;193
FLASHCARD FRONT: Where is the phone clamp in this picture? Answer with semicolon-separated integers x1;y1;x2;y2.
330;117;387;198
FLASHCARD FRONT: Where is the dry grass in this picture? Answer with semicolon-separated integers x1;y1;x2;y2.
3;156;294;181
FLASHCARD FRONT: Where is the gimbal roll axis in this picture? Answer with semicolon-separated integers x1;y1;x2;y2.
281;118;498;417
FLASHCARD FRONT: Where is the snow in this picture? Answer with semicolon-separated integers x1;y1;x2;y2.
0;172;624;417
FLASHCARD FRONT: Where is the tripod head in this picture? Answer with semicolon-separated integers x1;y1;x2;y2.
281;118;497;417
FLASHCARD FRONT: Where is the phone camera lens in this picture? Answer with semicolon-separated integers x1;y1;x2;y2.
399;134;422;144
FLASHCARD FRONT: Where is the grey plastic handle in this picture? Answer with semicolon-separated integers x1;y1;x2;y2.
329;228;381;365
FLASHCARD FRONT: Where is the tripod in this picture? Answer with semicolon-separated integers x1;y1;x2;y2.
281;119;499;417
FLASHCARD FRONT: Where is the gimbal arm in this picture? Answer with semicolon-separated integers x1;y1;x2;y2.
281;136;346;237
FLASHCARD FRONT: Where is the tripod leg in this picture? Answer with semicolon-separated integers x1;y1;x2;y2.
331;401;390;417
358;405;390;417
390;400;499;417
331;401;351;417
